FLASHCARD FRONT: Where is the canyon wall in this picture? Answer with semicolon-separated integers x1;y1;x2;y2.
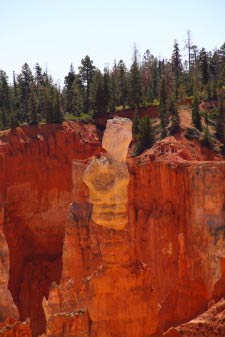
0;122;100;336
43;118;225;337
0;119;225;336
129;159;225;332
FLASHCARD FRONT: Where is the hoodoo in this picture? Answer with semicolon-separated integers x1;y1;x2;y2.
83;117;132;229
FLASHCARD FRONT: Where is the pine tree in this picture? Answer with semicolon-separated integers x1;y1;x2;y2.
218;43;225;86
216;91;225;142
201;125;213;149
55;89;64;123
159;76;168;137
28;86;38;125
172;40;182;99
132;107;139;135
71;79;84;116
186;30;192;72
199;48;209;86
110;74;116;111
17;63;34;123
92;71;105;116
12;72;20;127
169;99;180;134
135;116;155;155
38;71;51;122
34;63;43;86
191;45;199;93
118;60;127;108
9;111;19;129
192;95;202;130
151;59;159;101
64;64;76;113
103;68;111;113
0;70;10;128
46;86;55;123
79;56;95;114
109;61;120;112
129;46;143;108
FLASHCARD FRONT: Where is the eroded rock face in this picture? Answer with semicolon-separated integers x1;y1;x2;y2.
0;319;31;337
128;160;225;330
43;118;159;337
2;118;225;337
0;230;18;321
0;122;100;337
43;121;225;337
163;298;225;337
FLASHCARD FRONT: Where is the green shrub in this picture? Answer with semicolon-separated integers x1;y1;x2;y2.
133;116;155;156
66;113;93;123
184;127;200;140
200;127;214;149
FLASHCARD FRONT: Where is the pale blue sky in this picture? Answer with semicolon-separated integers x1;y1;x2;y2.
0;0;225;84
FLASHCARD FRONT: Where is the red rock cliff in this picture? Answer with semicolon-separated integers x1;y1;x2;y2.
0;122;100;336
129;159;225;331
1;119;225;337
42;118;225;337
43;118;159;337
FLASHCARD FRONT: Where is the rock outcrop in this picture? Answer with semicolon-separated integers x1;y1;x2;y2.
0;319;31;337
82;118;132;230
43;118;159;336
163;298;225;337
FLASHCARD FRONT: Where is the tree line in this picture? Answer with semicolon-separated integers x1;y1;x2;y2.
0;34;225;152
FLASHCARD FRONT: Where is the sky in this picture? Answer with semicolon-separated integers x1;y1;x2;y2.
0;0;225;84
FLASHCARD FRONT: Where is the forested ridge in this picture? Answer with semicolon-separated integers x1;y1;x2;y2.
1;36;225;154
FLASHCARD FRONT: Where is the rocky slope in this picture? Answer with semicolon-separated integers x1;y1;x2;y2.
163;298;225;337
0;118;225;336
